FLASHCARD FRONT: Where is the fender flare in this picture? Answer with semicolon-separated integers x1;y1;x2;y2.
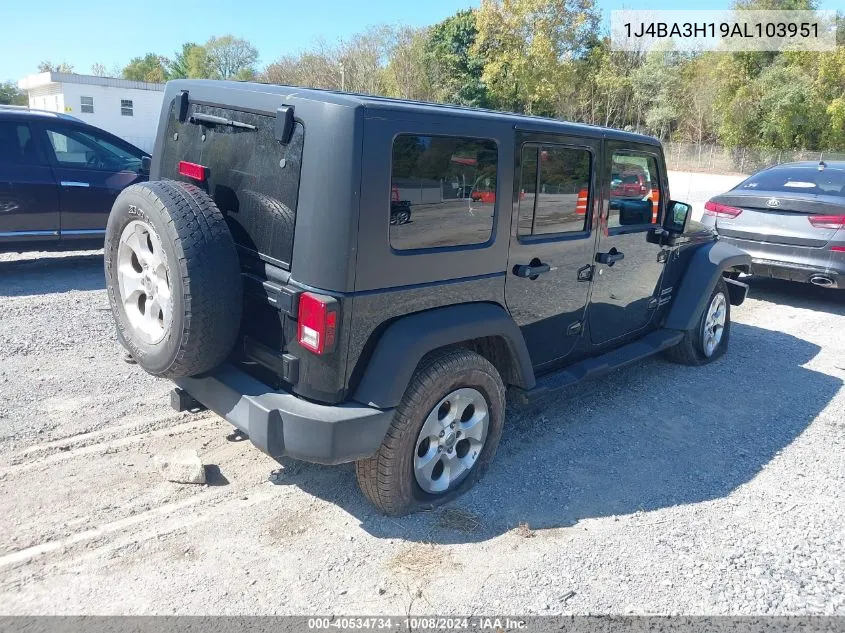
664;240;751;332
352;302;535;409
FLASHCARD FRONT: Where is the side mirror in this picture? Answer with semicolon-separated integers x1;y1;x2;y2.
664;200;692;234
140;155;152;174
647;200;692;245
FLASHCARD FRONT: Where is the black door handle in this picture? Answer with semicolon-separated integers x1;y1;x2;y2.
595;249;624;266
512;262;551;279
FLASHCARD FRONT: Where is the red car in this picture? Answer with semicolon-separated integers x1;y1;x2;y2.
611;171;648;198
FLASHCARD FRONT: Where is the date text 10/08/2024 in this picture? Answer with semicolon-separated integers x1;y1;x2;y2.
624;21;820;39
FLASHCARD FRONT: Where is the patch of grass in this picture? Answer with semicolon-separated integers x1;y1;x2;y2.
389;543;455;577
435;507;483;534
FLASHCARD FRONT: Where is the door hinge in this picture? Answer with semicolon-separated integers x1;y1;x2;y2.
647;297;659;310
576;264;593;282
657;249;670;263
567;321;583;335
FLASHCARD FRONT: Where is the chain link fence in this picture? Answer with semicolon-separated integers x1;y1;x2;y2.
664;142;845;176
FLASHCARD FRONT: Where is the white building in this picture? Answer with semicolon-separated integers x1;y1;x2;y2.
17;72;165;153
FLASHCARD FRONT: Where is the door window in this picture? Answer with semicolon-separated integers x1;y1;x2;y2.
608;152;661;228
518;144;592;237
0;122;42;166
45;127;144;172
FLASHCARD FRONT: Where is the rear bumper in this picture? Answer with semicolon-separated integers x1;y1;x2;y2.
748;258;841;288
174;364;394;465
715;235;845;288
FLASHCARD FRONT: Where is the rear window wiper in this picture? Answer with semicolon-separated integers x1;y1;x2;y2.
188;113;257;131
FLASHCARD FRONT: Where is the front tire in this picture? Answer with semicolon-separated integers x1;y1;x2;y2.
355;348;506;516
666;277;731;365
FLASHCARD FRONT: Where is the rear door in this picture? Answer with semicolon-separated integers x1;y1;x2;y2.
587;141;666;346
0;118;59;243
709;165;845;247
37;122;147;238
505;134;598;369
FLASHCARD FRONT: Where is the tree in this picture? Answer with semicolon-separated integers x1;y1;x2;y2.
167;43;214;79
0;81;27;105
383;26;435;101
90;63;108;77
205;35;258;79
425;10;489;107
631;47;684;141
37;61;74;73
122;53;169;83
474;0;601;116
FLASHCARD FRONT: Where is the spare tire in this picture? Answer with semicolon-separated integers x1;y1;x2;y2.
104;180;242;378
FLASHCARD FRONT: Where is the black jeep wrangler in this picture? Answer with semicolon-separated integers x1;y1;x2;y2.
105;80;751;516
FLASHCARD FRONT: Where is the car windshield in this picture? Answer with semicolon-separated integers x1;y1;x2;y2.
737;165;845;196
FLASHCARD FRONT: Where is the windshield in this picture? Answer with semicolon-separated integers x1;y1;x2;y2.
737;165;845;196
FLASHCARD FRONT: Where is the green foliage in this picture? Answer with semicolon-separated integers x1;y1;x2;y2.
168;43;213;79
425;10;489;107
473;0;600;116
122;53;169;83
0;80;27;105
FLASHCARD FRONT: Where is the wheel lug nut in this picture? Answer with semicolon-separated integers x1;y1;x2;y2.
456;431;461;437
437;446;443;452
450;422;455;429
439;430;445;437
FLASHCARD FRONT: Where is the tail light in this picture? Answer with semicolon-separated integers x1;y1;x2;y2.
704;200;742;218
297;292;339;355
808;215;845;230
178;161;207;181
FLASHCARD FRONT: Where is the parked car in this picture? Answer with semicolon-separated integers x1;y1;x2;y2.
610;169;649;198
702;161;845;288
390;184;411;225
0;106;150;251
105;80;750;516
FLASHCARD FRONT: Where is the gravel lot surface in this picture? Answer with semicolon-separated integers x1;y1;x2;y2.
1;248;843;616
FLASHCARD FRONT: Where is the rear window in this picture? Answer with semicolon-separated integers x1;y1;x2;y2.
159;103;304;268
737;166;845;196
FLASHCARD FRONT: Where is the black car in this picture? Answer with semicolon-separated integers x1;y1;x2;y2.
701;161;845;289
104;80;751;515
0;106;150;251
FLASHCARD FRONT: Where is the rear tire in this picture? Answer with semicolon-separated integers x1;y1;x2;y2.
105;180;242;378
355;348;506;516
665;277;731;366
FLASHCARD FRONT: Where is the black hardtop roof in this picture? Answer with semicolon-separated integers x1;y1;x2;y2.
168;79;660;146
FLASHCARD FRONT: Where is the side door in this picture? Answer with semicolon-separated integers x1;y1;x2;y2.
505;136;599;370
587;140;667;346
0;119;60;244
37;123;147;238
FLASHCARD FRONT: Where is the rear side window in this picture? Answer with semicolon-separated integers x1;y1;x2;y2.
0;122;41;166
518;144;591;237
390;134;497;251
737;166;845;196
159;104;304;268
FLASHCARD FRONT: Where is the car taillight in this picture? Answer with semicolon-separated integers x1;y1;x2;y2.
178;161;207;181
297;292;338;355
704;200;742;218
808;215;845;230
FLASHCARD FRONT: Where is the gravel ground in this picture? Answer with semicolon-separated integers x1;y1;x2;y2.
1;248;843;616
